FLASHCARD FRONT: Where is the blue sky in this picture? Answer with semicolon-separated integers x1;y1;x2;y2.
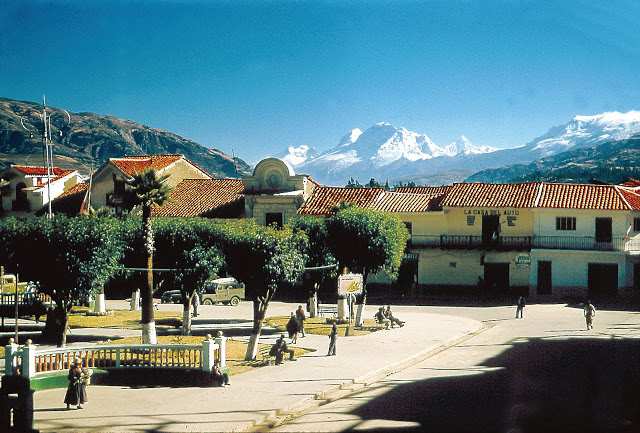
2;0;640;162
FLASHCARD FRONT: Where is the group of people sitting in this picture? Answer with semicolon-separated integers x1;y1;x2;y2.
285;304;307;344
374;305;405;329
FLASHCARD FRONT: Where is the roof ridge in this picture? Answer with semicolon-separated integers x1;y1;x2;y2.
615;185;633;210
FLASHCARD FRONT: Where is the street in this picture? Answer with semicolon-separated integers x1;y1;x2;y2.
271;304;640;433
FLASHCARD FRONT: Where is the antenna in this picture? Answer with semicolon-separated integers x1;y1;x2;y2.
43;95;53;218
232;149;239;178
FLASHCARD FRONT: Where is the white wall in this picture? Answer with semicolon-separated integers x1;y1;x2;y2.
534;209;629;238
417;249;530;287
529;249;627;297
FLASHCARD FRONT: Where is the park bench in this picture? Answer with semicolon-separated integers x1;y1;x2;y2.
318;305;337;317
259;345;277;365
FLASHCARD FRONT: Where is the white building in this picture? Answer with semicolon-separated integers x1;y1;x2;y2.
0;165;81;215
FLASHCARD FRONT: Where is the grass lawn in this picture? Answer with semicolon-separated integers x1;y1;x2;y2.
265;316;386;337
105;335;311;376
67;306;180;329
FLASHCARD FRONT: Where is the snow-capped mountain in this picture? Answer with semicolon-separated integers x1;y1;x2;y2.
526;111;640;156
280;144;320;167
297;122;495;184
274;110;640;185
443;135;496;156
467;111;640;183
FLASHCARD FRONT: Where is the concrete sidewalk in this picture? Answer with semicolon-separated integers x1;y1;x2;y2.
33;308;481;432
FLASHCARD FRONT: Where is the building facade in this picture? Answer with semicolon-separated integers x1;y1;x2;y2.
0;165;81;215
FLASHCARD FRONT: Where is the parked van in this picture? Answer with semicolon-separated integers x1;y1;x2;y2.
0;274;29;293
201;277;245;306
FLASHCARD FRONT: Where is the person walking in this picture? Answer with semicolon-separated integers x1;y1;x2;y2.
327;322;337;356
295;305;306;338
64;360;87;409
584;300;596;330
516;296;526;319
286;312;299;344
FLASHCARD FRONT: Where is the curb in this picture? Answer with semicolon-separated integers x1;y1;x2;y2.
244;319;490;432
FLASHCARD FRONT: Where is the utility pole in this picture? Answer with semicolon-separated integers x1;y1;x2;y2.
42;95;54;218
14;272;19;344
20;95;71;218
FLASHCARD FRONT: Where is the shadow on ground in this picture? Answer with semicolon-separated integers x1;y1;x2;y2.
347;337;640;433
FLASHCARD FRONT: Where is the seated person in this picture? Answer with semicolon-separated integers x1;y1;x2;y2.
374;307;391;329
384;305;405;328
271;334;296;364
211;361;230;387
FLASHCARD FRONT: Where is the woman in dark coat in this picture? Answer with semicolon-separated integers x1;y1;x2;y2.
286;312;299;344
64;360;87;409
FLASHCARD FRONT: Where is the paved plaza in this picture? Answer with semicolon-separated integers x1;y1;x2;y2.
30;302;640;432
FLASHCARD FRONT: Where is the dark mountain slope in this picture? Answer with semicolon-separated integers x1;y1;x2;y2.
467;135;640;184
0;97;250;177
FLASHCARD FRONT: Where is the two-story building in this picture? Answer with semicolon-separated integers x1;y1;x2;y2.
90;154;211;212
413;182;538;291
0;165;82;215
529;183;640;299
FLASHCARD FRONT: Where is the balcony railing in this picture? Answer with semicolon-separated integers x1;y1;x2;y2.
411;234;640;252
532;236;625;251
411;235;532;250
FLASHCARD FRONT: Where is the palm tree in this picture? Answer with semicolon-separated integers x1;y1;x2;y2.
127;169;171;344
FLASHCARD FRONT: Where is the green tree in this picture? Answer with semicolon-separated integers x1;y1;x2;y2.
217;220;306;360
0;216;125;346
289;216;337;316
326;207;409;324
153;218;224;335
126;169;171;344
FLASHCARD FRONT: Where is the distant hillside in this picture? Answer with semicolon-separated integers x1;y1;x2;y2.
467;135;640;184
0;97;250;177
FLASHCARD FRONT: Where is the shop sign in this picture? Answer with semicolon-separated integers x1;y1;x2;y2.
337;273;363;296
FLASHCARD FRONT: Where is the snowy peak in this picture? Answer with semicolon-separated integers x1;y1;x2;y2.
298;122;496;182
280;144;319;167
338;128;363;146
444;135;497;156
530;110;640;156
573;110;640;126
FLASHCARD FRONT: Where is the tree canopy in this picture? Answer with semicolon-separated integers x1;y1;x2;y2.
326;206;409;282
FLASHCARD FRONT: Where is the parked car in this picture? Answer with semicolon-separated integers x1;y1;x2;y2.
161;290;183;304
201;277;245;306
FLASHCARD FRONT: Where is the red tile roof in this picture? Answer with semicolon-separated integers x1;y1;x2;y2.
12;165;75;184
441;182;542;208
537;183;629;210
152;178;245;217
297;187;384;216
618;187;640;210
48;183;89;216
394;186;451;195
110;154;183;177
372;192;441;213
621;178;640;188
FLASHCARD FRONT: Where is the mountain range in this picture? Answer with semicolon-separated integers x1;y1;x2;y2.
0;97;250;177
281;111;640;185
